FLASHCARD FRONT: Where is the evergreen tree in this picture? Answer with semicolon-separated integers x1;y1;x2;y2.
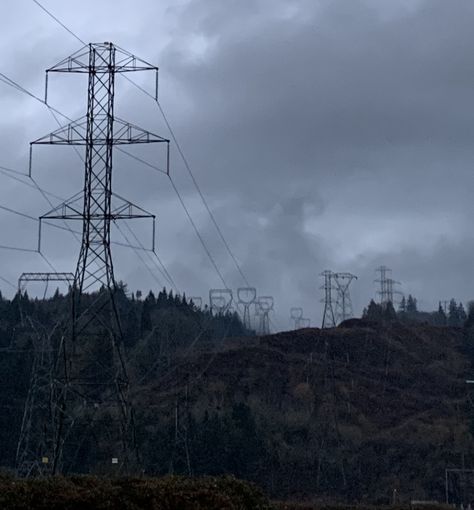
398;296;406;313
384;301;397;321
364;300;383;321
448;299;460;327
406;295;417;314
140;292;155;332
435;303;447;326
466;301;474;329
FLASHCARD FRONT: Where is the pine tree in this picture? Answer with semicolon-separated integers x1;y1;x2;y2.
398;296;406;313
466;301;474;329
364;300;383;321
435;303;447;326
384;301;397;321
458;302;467;323
448;299;460;327
140;292;155;332
406;295;417;314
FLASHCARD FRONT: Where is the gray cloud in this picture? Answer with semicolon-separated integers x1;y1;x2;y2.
0;0;472;327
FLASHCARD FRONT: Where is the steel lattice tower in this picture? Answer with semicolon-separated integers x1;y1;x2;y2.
20;42;170;476
333;272;357;324
290;307;303;329
237;287;257;330
375;266;401;307
15;274;74;476
257;296;273;335
209;289;233;314
320;270;336;328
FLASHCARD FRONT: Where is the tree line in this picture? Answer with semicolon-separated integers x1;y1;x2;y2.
362;294;471;327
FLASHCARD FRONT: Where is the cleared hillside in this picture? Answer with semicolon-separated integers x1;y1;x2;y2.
134;320;474;504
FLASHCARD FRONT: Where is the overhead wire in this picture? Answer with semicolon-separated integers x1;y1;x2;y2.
28;0;278;340
0;52;180;290
30;0;240;292
32;0;86;46
118;73;250;287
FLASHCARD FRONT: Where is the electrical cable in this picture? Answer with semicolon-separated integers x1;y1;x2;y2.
28;0;242;295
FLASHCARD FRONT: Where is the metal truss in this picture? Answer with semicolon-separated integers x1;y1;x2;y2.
189;296;202;309
256;296;273;335
320;270;336;329
18;42;169;476
290;307;303;329
209;289;233;315
375;266;401;307
237;287;257;330
332;272;357;324
18;272;74;292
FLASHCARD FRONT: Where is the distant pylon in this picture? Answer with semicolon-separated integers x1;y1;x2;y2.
257;296;273;335
237;287;257;330
189;296;202;309
290;307;303;329
332;272;357;323
320;270;336;328
209;289;233;314
375;266;401;306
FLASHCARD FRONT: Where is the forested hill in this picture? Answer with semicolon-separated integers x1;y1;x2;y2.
0;287;249;474
134;320;474;504
1;288;474;504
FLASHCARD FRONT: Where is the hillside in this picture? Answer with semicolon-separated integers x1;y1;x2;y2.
2;293;474;504
133;320;474;504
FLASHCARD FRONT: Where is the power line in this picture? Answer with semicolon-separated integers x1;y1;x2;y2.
32;0;86;46
27;2;277;334
122;221;178;291
155;100;250;287
0;69;228;296
168;176;227;288
28;0;247;293
0;53;181;293
0;275;16;289
121;72;250;287
114;221;167;291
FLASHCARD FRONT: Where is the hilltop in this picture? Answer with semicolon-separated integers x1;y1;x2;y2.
1;290;474;504
134;320;474;503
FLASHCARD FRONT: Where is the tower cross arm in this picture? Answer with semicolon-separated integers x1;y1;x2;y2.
46;43;158;74
31;117;169;146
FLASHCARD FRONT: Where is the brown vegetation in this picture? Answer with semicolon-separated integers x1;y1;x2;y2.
0;474;271;510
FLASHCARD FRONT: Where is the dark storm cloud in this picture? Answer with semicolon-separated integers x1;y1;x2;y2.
0;0;472;326
149;0;474;323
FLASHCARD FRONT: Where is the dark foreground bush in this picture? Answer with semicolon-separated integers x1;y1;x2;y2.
273;504;452;510
0;474;271;510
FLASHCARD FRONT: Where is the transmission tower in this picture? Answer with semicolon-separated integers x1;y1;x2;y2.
256;296;273;335
332;272;357;324
20;42;170;476
15;272;74;476
290;307;303;329
209;289;233;314
169;384;192;476
375;266;401;307
320;270;336;328
237;287;257;330
299;318;311;328
189;296;202;309
18;272;74;299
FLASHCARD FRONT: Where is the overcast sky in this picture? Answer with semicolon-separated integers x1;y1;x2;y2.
0;0;473;329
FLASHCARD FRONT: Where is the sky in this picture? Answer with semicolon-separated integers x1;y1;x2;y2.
0;0;473;329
